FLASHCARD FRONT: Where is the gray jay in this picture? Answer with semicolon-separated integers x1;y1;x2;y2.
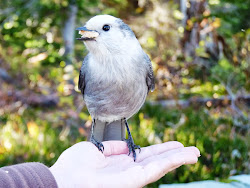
76;15;154;161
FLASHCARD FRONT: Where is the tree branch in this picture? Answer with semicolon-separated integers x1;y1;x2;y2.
150;95;250;108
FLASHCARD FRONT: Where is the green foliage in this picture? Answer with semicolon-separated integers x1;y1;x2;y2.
209;0;250;35
1;104;248;186
211;58;247;92
0;107;86;167
134;105;249;186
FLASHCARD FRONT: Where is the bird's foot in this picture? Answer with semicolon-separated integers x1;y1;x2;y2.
124;138;141;162
91;136;104;153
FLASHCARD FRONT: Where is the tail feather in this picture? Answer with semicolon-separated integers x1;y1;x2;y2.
89;119;126;142
103;120;125;141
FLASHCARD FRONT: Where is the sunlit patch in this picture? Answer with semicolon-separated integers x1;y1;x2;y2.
178;26;184;33
50;152;55;158
209;0;220;5
213;93;219;98
3;140;12;151
27;121;39;138
28;52;48;64
206;101;212;107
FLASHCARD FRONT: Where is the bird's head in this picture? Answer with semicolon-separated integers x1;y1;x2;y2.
76;15;139;56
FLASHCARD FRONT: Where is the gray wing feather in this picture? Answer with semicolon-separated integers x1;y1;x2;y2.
78;55;89;95
145;54;155;92
78;70;85;94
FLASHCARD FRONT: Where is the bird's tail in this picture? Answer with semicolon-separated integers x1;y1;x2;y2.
89;119;126;142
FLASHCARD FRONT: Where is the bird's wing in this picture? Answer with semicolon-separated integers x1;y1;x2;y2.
144;54;155;92
78;70;85;94
78;55;89;95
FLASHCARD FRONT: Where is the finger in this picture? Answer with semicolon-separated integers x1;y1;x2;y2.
136;141;184;162
141;152;199;186
139;146;200;166
120;151;198;188
102;141;129;156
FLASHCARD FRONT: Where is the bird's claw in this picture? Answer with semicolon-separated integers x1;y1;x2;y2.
91;137;104;153
124;138;140;162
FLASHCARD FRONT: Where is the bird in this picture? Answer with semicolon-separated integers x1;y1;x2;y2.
76;15;155;161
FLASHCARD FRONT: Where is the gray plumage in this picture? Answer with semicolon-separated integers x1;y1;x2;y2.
91;119;126;141
79;53;154;122
77;15;154;159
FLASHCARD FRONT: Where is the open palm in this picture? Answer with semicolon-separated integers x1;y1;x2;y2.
50;141;200;188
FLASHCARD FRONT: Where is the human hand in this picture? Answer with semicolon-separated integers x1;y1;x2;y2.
50;141;200;188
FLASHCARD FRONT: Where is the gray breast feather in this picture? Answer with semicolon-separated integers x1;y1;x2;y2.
78;53;154;122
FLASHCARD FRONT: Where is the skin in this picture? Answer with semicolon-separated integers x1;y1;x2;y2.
50;141;200;188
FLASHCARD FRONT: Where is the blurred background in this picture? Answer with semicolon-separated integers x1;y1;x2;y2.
0;0;249;187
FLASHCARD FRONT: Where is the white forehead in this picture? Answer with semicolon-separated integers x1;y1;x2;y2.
86;15;118;28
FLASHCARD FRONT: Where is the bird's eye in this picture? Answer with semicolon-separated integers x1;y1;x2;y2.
102;25;110;31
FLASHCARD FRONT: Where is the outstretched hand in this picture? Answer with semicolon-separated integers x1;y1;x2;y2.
50;141;200;188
